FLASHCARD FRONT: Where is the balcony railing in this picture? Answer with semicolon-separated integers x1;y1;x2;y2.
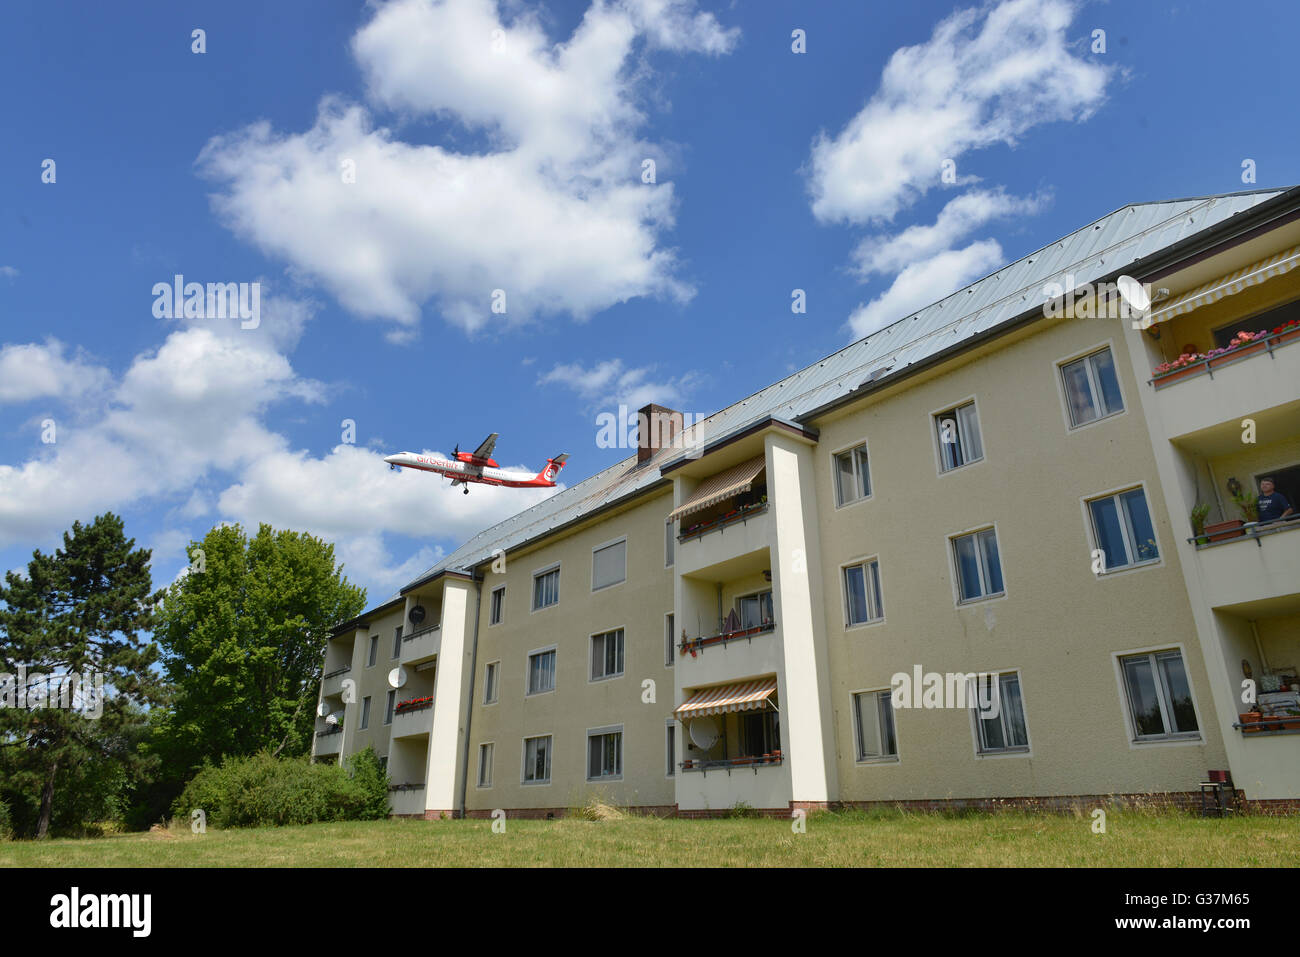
680;752;783;774
316;725;343;738
678;501;768;544
680;620;775;656
1149;323;1300;390
1187;517;1300;549
1232;716;1300;735
403;623;440;642
323;665;351;680
387;782;426;792
394;696;434;716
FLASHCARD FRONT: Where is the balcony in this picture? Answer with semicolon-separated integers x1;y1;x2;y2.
315;725;343;756
680;620;775;657
388;783;427;816
399;624;439;666
390;697;434;739
1147;323;1300;440
680;752;783;774
1187;519;1300;609
322;666;351;698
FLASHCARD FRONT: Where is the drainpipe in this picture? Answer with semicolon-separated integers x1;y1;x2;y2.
457;574;484;818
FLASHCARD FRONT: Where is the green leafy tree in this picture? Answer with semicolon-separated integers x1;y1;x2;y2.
0;514;164;838
151;523;365;781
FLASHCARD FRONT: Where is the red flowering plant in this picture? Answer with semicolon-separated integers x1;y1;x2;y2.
395;695;434;714
1153;326;1284;377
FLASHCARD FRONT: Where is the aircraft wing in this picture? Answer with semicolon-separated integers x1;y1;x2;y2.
472;432;499;461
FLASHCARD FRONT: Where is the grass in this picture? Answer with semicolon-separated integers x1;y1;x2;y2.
2;808;1297;867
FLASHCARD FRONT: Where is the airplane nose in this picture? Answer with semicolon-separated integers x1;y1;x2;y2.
383;454;399;464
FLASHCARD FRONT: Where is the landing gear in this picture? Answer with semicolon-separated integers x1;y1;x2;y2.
462;486;469;495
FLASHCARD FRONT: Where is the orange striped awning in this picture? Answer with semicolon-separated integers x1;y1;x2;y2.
1138;243;1300;330
668;455;766;522
673;677;778;719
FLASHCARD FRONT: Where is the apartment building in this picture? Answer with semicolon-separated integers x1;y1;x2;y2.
314;187;1300;815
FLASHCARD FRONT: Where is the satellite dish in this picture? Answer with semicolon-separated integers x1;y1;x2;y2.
325;712;340;726
1116;275;1150;314
316;700;329;718
408;605;426;626
688;716;719;750
388;666;407;689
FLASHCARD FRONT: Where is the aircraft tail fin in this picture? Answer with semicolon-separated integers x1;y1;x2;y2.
539;453;569;484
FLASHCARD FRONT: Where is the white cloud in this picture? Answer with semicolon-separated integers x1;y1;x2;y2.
0;266;18;281
807;0;1109;225
847;240;1005;339
199;0;736;335
0;339;111;404
538;358;699;412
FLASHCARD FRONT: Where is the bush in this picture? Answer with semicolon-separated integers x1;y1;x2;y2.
0;799;11;840
172;750;389;829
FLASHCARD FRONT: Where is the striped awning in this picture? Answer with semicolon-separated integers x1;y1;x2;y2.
668;455;766;522
1138;243;1300;330
673;677;778;719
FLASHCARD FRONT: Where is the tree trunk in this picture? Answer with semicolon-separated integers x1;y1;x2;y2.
35;758;59;839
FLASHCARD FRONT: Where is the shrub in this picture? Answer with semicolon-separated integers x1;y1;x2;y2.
345;747;391;821
0;798;11;840
172;751;387;828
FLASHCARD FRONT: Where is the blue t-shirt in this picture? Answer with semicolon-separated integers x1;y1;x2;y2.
1257;491;1292;522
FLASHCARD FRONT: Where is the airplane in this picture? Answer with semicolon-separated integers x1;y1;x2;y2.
384;433;569;494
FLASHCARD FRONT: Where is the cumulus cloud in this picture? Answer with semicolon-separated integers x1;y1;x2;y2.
538;358;699;413
199;0;736;336
0;339;111;404
808;0;1108;225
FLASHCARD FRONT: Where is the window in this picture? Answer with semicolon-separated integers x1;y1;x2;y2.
527;648;556;695
834;442;872;506
665;723;676;776
590;629;625;681
532;566;560;610
483;661;499;704
1120;650;1199;740
739;711;780;757
523;735;551;784
843;559;884;626
935;401;984;472
952;528;1004;602
587;728;623;780
360;696;372;730
972;673;1029;754
477;743;494;787
592;539;627;591
737;591;774;629
392;625;403;659
1060;347;1123;427
489;585;505;625
853;690;898;761
384;689;395;725
665;613;675;667
665;519;675;567
1089;488;1159;570
367;635;378;668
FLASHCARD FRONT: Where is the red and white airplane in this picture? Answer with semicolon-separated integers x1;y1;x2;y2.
384;433;568;494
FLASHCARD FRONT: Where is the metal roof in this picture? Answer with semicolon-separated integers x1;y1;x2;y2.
368;188;1290;614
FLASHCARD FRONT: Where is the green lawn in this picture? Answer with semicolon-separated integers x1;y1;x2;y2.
2;809;1297;867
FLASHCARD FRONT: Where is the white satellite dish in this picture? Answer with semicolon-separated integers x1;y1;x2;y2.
388;666;407;689
325;712;340;726
317;700;329;717
1116;275;1150;314
688;716;719;750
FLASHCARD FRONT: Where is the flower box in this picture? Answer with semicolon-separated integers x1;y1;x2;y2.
1204;519;1245;543
1239;712;1262;732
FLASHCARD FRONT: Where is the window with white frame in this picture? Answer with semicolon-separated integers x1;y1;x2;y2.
489;585;505;625
477;743;494;787
392;626;403;659
952;528;1004;602
665;723;676;776
590;628;625;681
935;401;984;472
1119;650;1199;740
384;689;395;725
527;648;556;695
853;690;898;761
843;559;884;626
665;613;675;667
665;519;674;567
1060;347;1124;428
737;590;774;629
532;566;559;610
592;539;627;591
834;442;871;506
522;735;551;784
587;727;623;780
971;673;1029;754
366;635;378;667
1088;488;1159;570
483;661;499;705
360;695;372;730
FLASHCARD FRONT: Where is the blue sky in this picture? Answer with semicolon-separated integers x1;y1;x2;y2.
1;0;1297;606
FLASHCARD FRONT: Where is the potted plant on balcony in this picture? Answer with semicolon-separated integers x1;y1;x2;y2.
1190;503;1211;545
1152;351;1206;386
1238;710;1262;732
1204;479;1255;542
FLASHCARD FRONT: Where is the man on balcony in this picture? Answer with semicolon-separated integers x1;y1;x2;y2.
1256;477;1294;524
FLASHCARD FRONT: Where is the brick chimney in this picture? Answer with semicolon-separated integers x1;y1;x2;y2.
637;403;683;464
